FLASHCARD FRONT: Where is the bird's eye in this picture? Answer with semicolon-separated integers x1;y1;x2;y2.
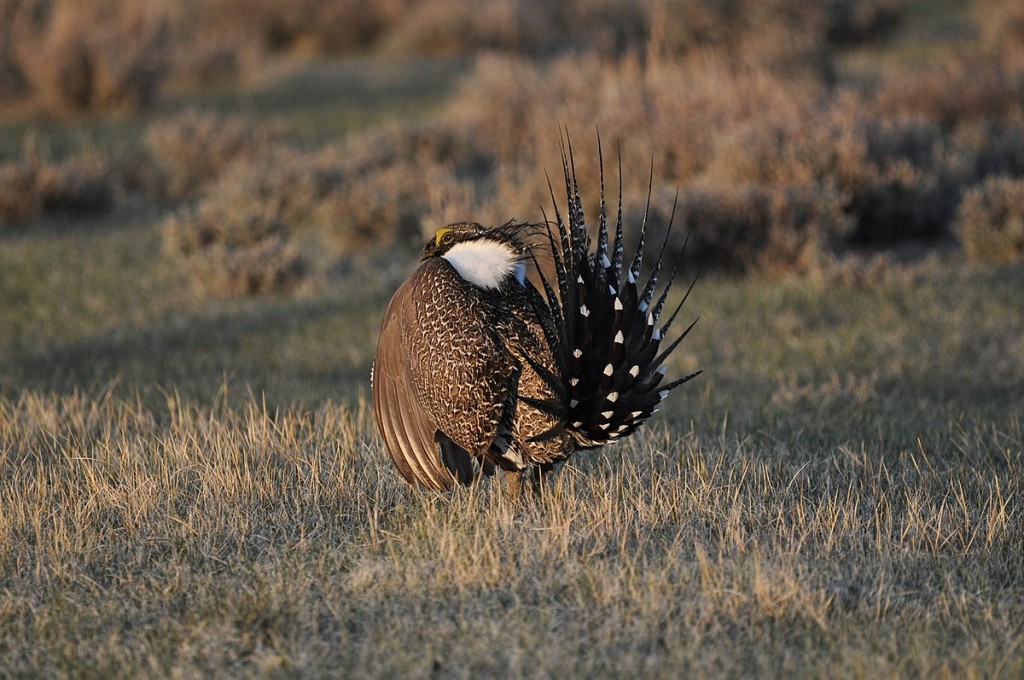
434;227;455;247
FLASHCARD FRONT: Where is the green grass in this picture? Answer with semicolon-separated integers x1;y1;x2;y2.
0;209;407;408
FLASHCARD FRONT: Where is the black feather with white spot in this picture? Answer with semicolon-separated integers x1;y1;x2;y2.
527;138;701;448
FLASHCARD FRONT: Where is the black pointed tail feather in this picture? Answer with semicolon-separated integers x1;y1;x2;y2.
531;137;700;449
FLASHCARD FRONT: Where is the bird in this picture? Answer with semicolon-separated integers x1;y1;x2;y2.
371;143;700;494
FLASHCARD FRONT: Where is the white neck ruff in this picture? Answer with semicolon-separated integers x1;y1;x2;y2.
442;240;525;290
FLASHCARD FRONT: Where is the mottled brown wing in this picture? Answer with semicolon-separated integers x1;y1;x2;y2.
372;259;517;489
372;274;452;490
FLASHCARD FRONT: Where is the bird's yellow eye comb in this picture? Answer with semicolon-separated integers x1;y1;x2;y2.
434;227;453;246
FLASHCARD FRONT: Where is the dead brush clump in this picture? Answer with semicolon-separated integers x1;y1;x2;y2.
812;249;950;290
440;14;1024;269
954;176;1024;264
163;173;304;296
377;0;559;57
646;0;906;75
842;115;968;244
378;0;648;58
193;0;407;56
321;159;474;249
0;161;39;225
446;54;869;271
973;0;1024;62
694;91;967;245
0;0;920;114
164;29;262;91
956;118;1024;181
160;0;404;87
645;184;852;275
824;0;906;45
160;122;480;295
207;125;475;249
452;53;827;207
696;95;864;189
33;154;117;217
872;53;1024;130
0;141;116;226
2;0;171;112
325;122;481;244
340;119;489;177
145;110;285;199
0;1;29;101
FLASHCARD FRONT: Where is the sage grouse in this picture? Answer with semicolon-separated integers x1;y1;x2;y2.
372;148;700;493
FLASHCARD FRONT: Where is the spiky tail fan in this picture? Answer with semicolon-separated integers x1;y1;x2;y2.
523;141;701;448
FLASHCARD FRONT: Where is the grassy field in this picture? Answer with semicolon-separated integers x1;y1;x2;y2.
3;2;1024;676
2;195;1023;676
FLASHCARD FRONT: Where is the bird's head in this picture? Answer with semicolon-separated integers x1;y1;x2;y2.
422;221;538;259
422;222;488;260
423;221;538;289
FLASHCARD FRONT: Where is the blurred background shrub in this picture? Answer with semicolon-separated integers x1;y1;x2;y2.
3;0;1023;294
955;176;1024;264
0;136;116;225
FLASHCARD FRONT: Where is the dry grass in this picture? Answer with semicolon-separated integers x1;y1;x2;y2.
0;388;1020;677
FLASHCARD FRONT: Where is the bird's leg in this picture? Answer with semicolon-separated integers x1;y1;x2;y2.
500;465;546;501
500;468;527;501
